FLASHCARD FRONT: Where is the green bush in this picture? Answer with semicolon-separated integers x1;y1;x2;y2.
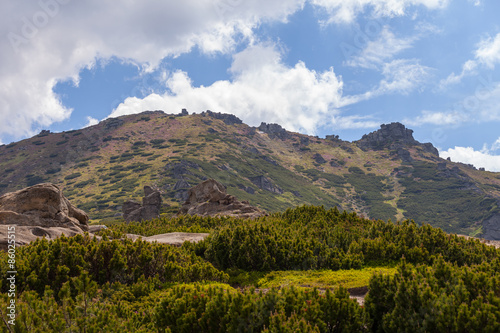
64;172;82;180
155;284;365;332
366;257;500;332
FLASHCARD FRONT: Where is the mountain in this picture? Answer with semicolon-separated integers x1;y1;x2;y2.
1;110;500;238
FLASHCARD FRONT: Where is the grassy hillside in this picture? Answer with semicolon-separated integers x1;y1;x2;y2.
1;110;499;237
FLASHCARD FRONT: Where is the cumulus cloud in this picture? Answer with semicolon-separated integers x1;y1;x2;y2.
310;0;449;24
440;146;500;172
0;0;452;142
111;44;346;135
0;0;305;142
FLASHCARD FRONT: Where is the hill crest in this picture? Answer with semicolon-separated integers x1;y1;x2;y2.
1;110;499;239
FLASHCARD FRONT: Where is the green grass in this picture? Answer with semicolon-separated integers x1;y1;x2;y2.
258;267;397;289
229;266;397;289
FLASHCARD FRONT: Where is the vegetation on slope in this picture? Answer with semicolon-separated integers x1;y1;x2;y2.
1;110;499;234
2;206;499;332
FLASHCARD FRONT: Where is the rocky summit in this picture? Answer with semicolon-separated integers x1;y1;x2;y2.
0;183;88;249
178;179;267;218
357;122;439;156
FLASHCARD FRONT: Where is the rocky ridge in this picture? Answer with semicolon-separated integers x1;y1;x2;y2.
1;111;499;239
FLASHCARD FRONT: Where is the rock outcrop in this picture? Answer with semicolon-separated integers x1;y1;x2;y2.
203;110;243;125
357;122;439;156
165;160;200;179
257;122;290;140
102;117;124;130
249;176;283;194
123;186;162;222
482;214;500;240
178;179;266;218
313;153;327;164
0;183;89;249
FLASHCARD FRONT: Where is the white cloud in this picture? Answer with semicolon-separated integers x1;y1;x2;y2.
342;59;432;105
345;26;416;69
461;82;500;122
0;0;305;142
492;137;500;151
407;82;500;126
84;116;99;128
0;0;452;143
440;146;500;172
439;60;478;88
475;33;500;68
377;59;432;94
310;0;449;24
330;115;380;129
111;44;347;135
440;33;500;88
404;110;469;126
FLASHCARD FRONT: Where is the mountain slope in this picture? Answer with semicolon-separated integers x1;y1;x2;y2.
1;110;499;238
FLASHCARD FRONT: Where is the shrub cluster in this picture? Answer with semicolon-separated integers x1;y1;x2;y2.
0;234;227;298
198;206;498;271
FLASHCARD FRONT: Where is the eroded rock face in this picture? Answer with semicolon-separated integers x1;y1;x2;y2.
0;183;89;249
357;122;439;157
178;179;267;218
257;122;290;140
123;186;162;222
358;122;417;149
249;176;283;194
0;183;88;230
203;110;243;125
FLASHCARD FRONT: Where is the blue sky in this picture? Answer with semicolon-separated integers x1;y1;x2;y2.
1;0;500;170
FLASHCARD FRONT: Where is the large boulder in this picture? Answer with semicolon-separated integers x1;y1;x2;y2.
123;186;162;222
125;232;209;247
0;183;89;249
178;179;266;218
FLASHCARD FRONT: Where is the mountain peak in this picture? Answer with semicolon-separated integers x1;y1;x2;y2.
358;122;416;148
357;122;438;156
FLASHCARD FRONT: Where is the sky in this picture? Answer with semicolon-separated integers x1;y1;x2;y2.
1;0;500;171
